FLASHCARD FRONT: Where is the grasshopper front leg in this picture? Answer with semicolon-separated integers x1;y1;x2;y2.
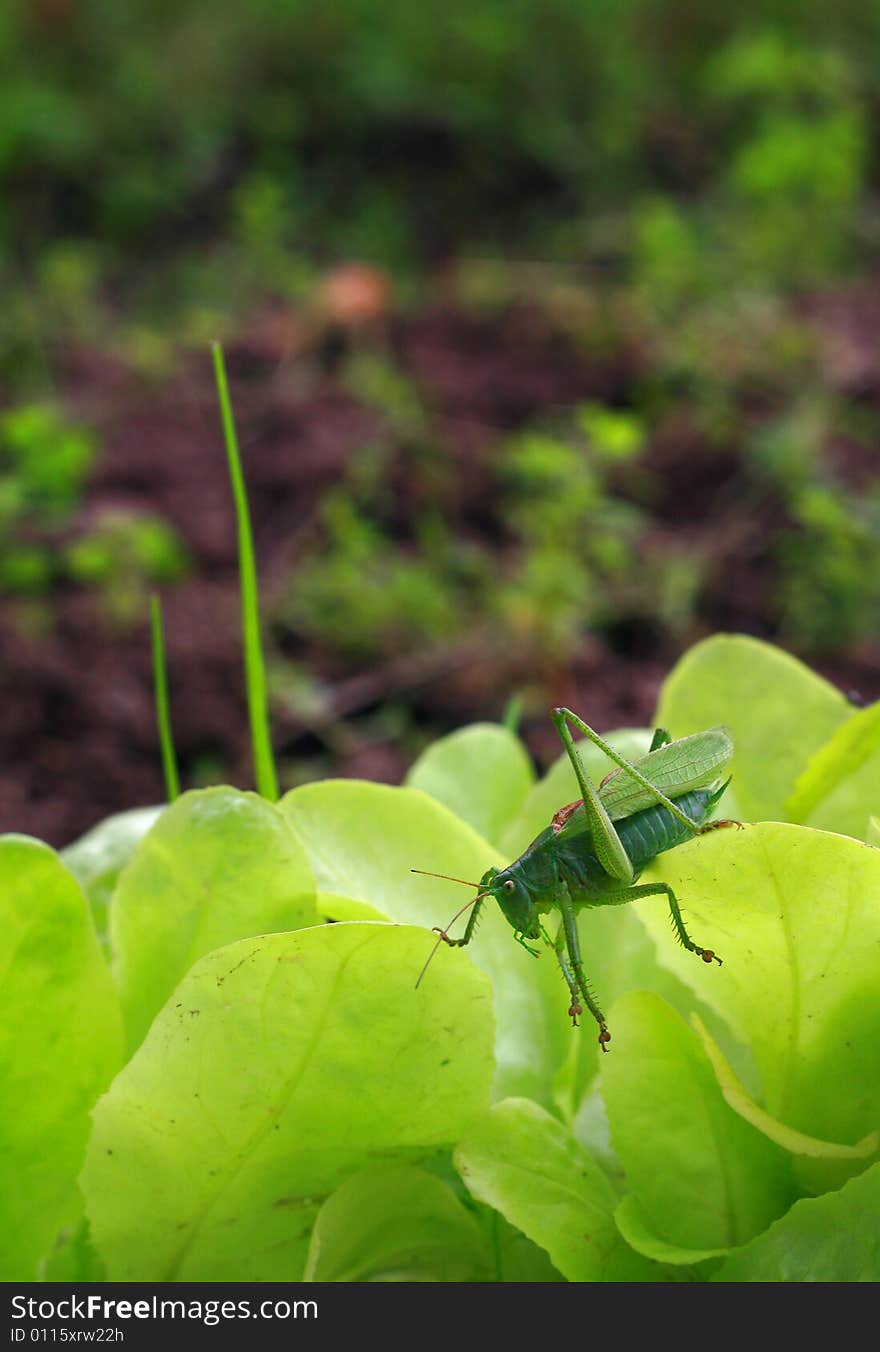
433;893;486;949
414;890;487;990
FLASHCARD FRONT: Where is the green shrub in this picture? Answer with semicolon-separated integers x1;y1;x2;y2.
0;403;96;597
0;403;95;528
64;510;190;625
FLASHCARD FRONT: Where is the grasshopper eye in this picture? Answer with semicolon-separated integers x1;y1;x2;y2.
504;880;515;892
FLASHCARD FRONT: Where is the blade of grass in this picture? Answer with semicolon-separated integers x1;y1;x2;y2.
150;594;180;802
211;342;279;801
502;695;523;734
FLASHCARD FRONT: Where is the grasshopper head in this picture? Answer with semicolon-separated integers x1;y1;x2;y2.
481;866;540;939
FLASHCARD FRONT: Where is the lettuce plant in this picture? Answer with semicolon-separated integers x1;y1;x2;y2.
3;633;879;1282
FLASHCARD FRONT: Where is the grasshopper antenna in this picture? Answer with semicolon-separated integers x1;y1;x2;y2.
414;892;485;990
411;869;480;887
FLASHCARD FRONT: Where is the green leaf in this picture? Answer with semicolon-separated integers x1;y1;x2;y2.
316;891;388;922
111;788;317;1053
638;822;880;1148
455;1097;669;1281
43;1218;105;1283
553;902;749;1133
601;992;792;1260
61;806;164;947
655;635;850;821
500;728;653;858
691;1013;878;1194
488;1213;566;1282
406;723;535;849
613;1195;728;1265
304;1163;491;1281
712;1162;880;1282
0;836;123;1279
81;923;494;1281
787;699;880;839
868;816;880;847
281;781;571;1106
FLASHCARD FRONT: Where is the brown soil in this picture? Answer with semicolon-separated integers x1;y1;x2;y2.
2;294;879;848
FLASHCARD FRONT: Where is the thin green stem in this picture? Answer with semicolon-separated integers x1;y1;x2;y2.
501;694;523;733
150;594;180;802
212;341;279;800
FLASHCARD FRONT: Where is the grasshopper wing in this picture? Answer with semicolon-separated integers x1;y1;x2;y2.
599;726;733;821
544;726;733;845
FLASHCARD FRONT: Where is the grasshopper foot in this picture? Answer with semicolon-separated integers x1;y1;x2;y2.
598;1025;612;1052
567;999;582;1027
514;931;542;958
432;926;464;948
699;819;745;834
697;947;722;966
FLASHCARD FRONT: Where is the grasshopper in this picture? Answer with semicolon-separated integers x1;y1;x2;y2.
415;707;739;1049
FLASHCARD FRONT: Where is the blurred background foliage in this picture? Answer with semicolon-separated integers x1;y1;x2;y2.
2;2;877;277
2;0;880;839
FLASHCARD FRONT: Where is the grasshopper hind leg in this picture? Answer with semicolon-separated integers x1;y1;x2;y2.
660;882;722;966
600;880;723;967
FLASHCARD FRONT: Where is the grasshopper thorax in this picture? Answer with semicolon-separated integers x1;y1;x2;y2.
479;865;541;939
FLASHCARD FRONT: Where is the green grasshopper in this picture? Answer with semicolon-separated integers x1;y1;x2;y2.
415;707;739;1049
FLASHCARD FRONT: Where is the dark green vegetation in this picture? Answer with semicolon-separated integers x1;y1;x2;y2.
3;2;879;283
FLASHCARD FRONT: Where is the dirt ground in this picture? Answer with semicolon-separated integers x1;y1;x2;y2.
2;291;879;847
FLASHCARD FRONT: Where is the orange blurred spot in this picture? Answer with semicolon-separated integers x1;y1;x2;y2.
318;264;392;328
